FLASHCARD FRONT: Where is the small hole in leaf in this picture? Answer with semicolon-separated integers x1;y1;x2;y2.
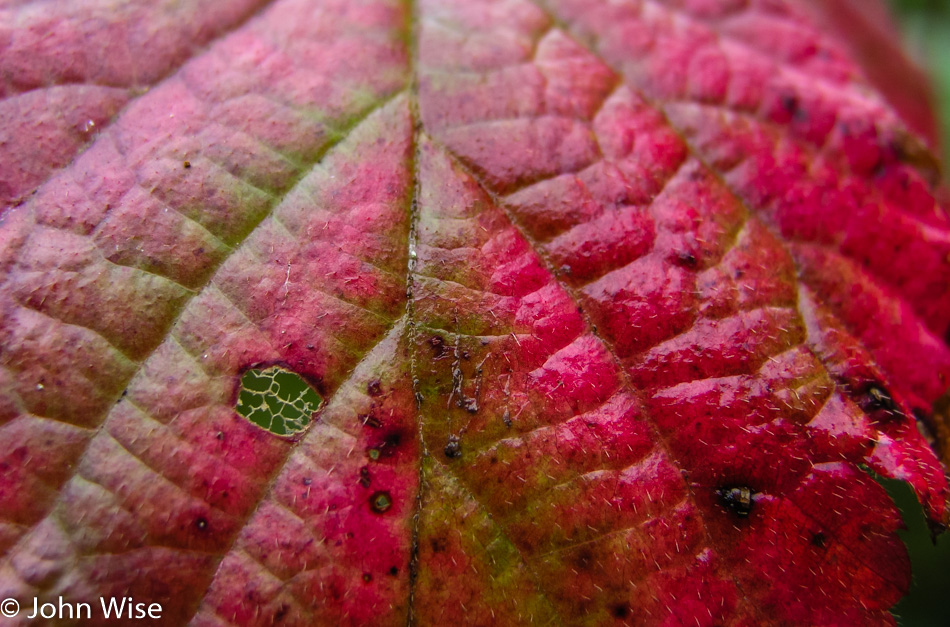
195;517;209;531
370;491;393;514
235;366;322;436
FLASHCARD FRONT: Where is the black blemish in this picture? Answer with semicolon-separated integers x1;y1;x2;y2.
370;491;393;514
359;466;372;488
361;414;382;429
574;548;594;570
429;335;446;358
444;435;462;459
383;430;403;449
716;486;753;517
490;456;499;465
863;384;903;420
389;566;399;576
611;603;631;619
274;605;289;623
367;379;382;397
676;250;699;269
195;517;209;531
430;536;448;553
183;161;192;169
362;573;372;583
811;531;826;548
781;94;799;114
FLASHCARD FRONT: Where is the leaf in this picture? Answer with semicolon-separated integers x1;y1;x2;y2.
0;0;948;624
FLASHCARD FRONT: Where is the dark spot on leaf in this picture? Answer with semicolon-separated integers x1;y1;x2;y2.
781;94;800;116
274;604;289;623
611;603;630;619
383;430;403;449
359;466;371;488
367;379;382;396
370;491;393;514
361;413;382;429
362;573;372;583
183;161;191;169
676;250;698;268
430;536;448;553
429;335;446;358
574;548;594;570
716;485;753;518
389;566;399;576
862;384;903;421
444;434;462;459
811;531;826;548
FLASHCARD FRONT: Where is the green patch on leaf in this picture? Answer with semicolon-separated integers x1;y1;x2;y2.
235;366;322;436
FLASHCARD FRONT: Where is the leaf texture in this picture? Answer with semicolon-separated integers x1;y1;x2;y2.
0;0;948;625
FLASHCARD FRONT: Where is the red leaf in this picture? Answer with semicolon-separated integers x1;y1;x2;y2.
1;0;948;624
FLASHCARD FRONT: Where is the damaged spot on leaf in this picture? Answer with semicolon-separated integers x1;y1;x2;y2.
370;491;393;514
235;366;322;436
866;384;901;416
444;434;462;459
716;485;754;518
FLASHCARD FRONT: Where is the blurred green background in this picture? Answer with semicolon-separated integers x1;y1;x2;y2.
887;2;950;624
891;0;950;163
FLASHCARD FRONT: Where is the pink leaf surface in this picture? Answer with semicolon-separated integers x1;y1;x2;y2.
0;0;948;624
